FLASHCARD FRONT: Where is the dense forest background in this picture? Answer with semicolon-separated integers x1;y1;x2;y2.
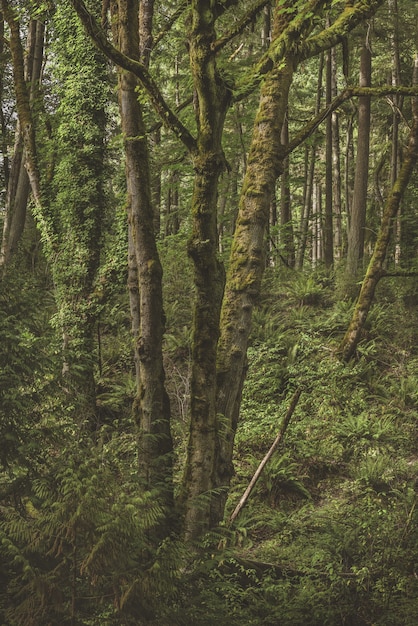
1;0;418;624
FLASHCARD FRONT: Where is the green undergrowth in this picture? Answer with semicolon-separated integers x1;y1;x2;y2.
217;269;418;625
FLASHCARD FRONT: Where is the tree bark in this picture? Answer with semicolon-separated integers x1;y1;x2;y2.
279;110;295;267
181;0;231;541
110;0;173;507
324;41;334;268
331;43;343;260
213;4;295;525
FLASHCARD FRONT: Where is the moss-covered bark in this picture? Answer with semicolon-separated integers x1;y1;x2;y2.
212;0;388;526
51;3;108;428
214;58;294;525
181;0;231;540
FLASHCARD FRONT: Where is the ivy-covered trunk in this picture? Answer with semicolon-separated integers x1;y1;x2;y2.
110;0;174;509
51;4;108;427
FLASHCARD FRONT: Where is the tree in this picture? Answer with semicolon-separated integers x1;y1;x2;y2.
70;0;390;539
345;36;372;284
109;0;174;515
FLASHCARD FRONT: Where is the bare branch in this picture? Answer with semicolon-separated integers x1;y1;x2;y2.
229;389;302;525
284;85;418;158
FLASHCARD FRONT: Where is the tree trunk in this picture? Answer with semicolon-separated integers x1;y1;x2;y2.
389;0;402;264
331;43;343;260
279;111;295;267
323;42;334;268
51;2;109;428
296;53;324;269
213;44;294;528
345;39;372;283
181;1;231;541
296;144;315;269
110;0;173;506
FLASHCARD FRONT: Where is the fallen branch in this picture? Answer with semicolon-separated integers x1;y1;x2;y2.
229;388;302;524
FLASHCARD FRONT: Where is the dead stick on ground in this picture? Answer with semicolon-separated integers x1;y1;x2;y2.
229;388;302;525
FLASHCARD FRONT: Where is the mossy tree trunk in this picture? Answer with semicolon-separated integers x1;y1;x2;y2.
213;0;387;526
51;3;109;428
181;0;231;540
213;4;295;525
110;0;174;511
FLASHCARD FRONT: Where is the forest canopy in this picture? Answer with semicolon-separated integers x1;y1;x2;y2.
0;0;418;624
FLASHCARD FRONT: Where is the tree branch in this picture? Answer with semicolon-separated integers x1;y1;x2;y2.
284;85;418;157
212;0;270;53
234;0;328;100
234;0;385;102
229;389;302;525
153;0;189;49
69;0;197;154
299;0;386;61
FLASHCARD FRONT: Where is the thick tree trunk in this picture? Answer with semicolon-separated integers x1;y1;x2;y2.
51;3;109;429
339;58;418;361
111;0;173;505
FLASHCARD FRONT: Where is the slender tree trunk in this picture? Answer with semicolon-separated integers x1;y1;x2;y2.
296;144;315;269
165;170;180;236
389;0;402;264
339;57;418;361
324;43;334;268
331;43;343;260
110;0;173;506
345;39;372;283
280;111;295;267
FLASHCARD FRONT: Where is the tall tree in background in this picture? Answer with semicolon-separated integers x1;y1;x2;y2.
345;35;372;285
339;53;418;361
